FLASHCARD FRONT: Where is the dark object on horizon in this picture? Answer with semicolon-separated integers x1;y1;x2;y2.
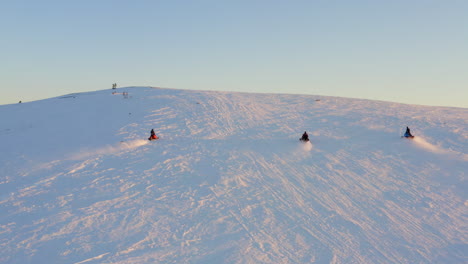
19;101;22;103
112;83;117;89
300;131;309;142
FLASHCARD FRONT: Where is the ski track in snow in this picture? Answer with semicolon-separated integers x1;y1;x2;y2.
0;87;467;263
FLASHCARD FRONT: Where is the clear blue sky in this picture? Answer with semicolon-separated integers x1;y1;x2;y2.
1;0;467;107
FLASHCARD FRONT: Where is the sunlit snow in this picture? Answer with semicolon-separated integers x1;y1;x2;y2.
0;87;466;263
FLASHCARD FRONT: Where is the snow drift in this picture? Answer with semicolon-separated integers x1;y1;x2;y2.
0;87;466;263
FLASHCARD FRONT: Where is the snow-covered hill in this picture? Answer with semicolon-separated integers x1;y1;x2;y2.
0;87;466;263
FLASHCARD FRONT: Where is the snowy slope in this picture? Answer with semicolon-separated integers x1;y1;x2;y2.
0;87;466;264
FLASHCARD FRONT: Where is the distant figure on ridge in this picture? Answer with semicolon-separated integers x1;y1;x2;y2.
403;126;414;138
148;129;159;141
300;131;309;142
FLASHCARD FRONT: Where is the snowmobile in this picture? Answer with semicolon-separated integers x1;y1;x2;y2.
148;129;159;141
402;127;414;139
148;135;158;141
299;131;310;142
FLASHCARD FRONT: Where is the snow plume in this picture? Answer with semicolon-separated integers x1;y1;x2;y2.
412;137;442;153
300;141;313;151
412;137;468;161
70;139;148;160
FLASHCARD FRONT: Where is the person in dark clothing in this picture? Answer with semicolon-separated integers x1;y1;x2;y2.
148;129;159;140
300;131;309;142
404;127;414;138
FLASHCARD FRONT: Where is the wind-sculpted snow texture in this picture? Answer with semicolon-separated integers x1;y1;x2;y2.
0;87;466;263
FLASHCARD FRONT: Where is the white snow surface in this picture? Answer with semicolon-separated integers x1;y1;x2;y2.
0;87;467;263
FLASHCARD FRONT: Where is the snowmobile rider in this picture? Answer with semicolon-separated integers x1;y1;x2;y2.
300;131;309;142
148;129;158;140
404;127;413;138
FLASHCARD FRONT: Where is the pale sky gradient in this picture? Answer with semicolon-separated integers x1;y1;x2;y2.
1;0;467;107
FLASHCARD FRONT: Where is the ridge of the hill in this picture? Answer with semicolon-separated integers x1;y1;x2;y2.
0;87;466;263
